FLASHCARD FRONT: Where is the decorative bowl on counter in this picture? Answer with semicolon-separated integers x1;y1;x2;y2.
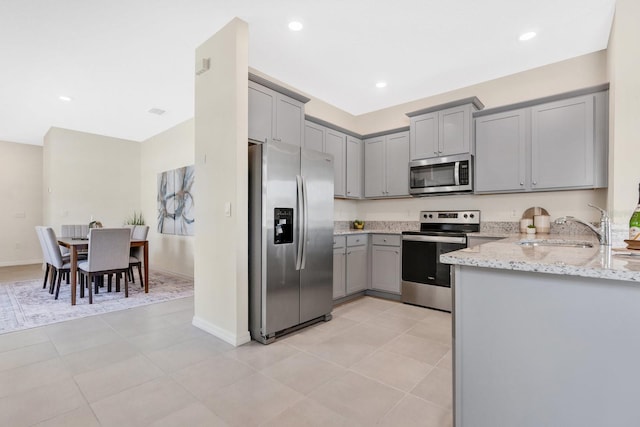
353;220;365;230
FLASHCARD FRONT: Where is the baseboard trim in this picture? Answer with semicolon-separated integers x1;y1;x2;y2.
192;316;251;347
151;267;194;280
0;259;43;268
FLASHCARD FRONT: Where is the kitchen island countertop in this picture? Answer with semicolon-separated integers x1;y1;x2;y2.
441;234;640;282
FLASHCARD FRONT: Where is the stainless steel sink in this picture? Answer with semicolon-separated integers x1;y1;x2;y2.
516;239;594;248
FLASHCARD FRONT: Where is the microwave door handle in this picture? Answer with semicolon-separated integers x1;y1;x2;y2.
454;162;460;186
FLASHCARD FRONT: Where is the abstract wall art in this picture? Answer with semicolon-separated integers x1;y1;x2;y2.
157;165;195;235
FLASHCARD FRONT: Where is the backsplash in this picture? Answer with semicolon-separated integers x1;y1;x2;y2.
334;220;419;232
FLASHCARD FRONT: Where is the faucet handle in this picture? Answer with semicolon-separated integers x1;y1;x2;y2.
588;204;609;219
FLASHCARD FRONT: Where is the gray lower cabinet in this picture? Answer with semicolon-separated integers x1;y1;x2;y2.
370;234;401;294
475;90;608;193
333;245;346;299
346;235;368;294
249;81;304;146
364;131;410;198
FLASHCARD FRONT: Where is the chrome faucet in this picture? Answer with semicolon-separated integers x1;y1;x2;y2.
554;204;611;246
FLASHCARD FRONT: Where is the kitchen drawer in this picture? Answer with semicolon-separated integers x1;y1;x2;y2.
346;234;368;247
372;234;401;247
333;235;346;249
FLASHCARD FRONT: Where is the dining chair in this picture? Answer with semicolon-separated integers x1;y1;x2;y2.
35;226;52;290
42;227;73;299
78;228;131;304
60;224;89;259
129;225;149;287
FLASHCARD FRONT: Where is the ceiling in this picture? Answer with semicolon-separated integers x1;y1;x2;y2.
0;0;615;146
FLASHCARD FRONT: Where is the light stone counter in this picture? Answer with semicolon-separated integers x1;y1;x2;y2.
441;234;640;282
333;229;405;235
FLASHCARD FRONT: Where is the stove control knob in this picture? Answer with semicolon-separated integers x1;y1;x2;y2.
470;213;475;219
463;214;468;218
428;214;433;218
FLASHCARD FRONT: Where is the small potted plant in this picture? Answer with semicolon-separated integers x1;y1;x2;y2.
526;224;536;235
353;219;365;230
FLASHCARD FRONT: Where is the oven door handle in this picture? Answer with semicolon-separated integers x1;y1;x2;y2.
402;235;467;245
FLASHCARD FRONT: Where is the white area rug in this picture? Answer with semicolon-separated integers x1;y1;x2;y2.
0;270;193;334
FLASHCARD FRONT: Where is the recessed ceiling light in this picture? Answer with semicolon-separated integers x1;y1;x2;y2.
148;108;166;115
288;21;303;31
58;95;72;102
375;81;387;88
519;31;537;41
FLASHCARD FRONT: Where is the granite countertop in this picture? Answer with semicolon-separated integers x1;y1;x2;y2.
334;229;406;235
441;234;640;282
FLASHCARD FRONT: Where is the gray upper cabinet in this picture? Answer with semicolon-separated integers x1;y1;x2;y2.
364;131;410;198
304;120;349;198
346;136;363;198
248;82;275;144
410;112;438;159
385;132;410;196
407;98;483;160
531;95;594;190
364;136;385;198
475;109;528;193
474;87;608;194
325;128;346;198
304;120;325;152
248;79;305;146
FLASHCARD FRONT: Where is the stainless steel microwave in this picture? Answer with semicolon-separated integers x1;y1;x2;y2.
409;154;473;196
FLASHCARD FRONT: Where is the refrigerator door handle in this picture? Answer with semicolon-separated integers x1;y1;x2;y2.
301;175;309;270
295;175;304;270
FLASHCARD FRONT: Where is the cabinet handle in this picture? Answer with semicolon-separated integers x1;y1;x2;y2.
273;137;282;142
532;181;537;185
434;151;438;154
395;251;399;254
520;182;524;186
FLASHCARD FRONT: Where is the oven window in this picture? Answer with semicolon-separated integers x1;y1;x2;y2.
410;163;456;188
402;240;466;287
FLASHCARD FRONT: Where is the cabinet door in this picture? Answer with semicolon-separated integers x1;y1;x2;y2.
333;248;346;299
275;94;304;147
385;131;410;197
346;136;363;198
325;129;346;197
371;245;400;294
410;112;439;160
364;136;386;198
304;121;325;152
346;246;367;294
475;109;528;193
531;94;594;190
440;105;471;156
248;82;275;143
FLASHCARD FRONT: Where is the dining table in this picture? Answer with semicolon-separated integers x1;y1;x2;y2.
57;237;149;305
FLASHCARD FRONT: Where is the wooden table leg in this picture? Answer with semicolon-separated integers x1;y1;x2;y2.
71;246;78;305
144;241;149;293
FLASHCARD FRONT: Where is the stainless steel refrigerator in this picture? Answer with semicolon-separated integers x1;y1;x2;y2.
249;141;334;344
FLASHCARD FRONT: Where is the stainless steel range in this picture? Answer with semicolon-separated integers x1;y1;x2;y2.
401;210;480;312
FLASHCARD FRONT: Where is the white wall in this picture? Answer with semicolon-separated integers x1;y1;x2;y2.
607;0;640;229
140;118;195;278
0;140;43;266
193;18;250;346
42;127;140;232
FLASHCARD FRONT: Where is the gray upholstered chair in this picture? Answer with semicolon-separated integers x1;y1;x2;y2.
60;224;89;259
78;228;131;304
42;227;73;299
129;225;149;286
35;226;52;290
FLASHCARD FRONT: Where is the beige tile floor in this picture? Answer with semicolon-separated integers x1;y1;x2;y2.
0;265;453;426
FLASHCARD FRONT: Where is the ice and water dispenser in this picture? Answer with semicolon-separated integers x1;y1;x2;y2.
274;208;293;244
